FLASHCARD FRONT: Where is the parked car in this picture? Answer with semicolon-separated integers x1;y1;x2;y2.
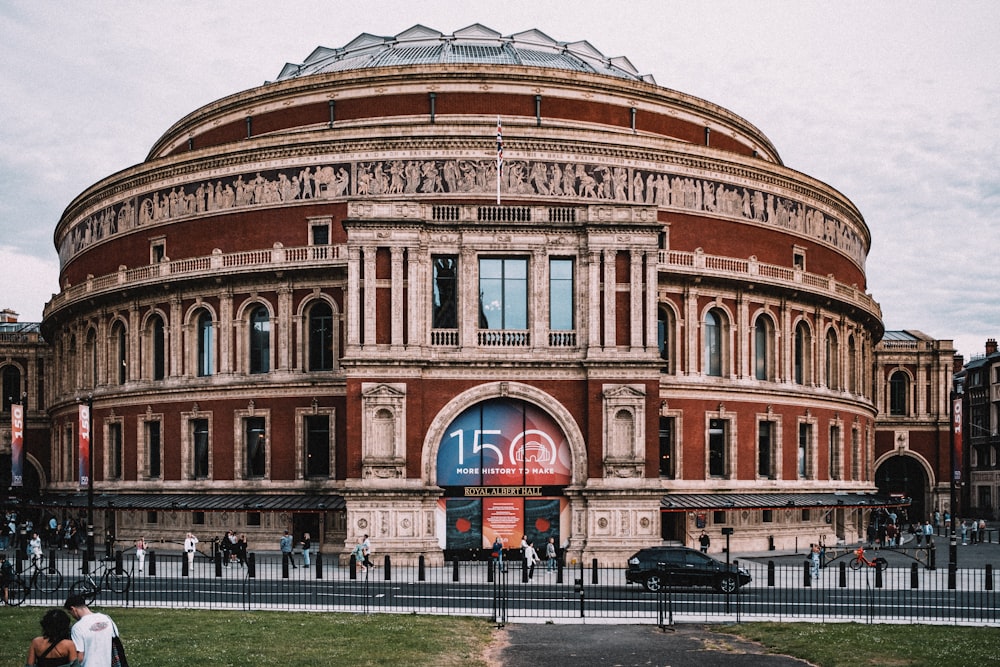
626;546;751;593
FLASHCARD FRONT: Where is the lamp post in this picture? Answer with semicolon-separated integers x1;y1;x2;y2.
79;393;95;563
948;390;960;567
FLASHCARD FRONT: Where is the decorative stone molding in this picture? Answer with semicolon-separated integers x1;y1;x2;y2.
602;384;647;479
360;382;406;480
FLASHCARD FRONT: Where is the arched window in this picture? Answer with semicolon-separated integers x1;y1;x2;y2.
308;302;334;371
85;329;98;387
825;329;839;390
1;365;21;412
794;321;811;385
754;315;773;381
249;306;270;374
703;309;723;377
196;311;214;377
112;321;127;385
889;370;909;416
151;315;166;380
848;335;857;394
657;307;674;373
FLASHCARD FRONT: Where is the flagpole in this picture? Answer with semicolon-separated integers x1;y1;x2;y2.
496;116;502;205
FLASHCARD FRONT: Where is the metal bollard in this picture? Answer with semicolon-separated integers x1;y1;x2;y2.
181;552;189;577
247;552;256;578
591;558;599;585
556;556;564;584
767;560;775;587
986;564;994;591
148;550;156;576
418;554;425;581
215;550;223;577
875;564;883;588
839;561;847;588
281;552;289;578
383;554;391;580
488;558;495;583
349;554;357;580
452;558;460;582
803;560;812;587
115;550;123;575
910;562;919;589
948;562;957;590
315;551;323;580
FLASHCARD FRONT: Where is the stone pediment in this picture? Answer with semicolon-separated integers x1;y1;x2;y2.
602;384;646;400
361;382;407;399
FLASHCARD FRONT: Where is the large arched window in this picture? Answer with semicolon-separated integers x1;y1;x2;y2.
1;365;21;412
249;305;270;374
657;307;675;373
794;321;812;385
308;301;334;371
196;311;214;377
754;315;774;381
151;315;166;380
889;370;909;416
703;309;723;377
825;329;839;390
112;321;127;385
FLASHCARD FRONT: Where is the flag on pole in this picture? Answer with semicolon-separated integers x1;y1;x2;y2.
496;116;503;205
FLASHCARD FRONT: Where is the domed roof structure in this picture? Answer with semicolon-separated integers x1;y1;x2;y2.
274;23;655;84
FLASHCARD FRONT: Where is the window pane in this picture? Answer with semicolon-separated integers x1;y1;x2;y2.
709;418;726;477
755;318;768;380
197;313;213;377
432;255;458;329
193;419;209;478
250;307;270;374
308;302;334;371
758;421;771;478
549;259;574;330
479;258;527;330
148;421;161;478
704;311;721;376
246;417;266;477
305;415;331;477
152;316;165;380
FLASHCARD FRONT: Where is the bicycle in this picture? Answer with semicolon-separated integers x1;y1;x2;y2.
69;556;132;604
19;553;64;593
849;546;888;571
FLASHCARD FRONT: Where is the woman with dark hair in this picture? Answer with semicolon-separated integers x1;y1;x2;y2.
26;608;78;667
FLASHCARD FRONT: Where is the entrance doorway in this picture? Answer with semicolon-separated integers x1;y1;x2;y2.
876;455;927;524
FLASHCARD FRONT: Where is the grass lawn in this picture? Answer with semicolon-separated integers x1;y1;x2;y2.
1;607;496;667
718;622;1000;667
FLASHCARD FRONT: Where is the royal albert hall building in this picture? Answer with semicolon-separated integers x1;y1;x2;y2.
38;24;897;563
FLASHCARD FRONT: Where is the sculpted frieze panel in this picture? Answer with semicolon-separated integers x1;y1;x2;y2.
61;156;865;269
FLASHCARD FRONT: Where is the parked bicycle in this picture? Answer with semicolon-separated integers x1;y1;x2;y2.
849;546;888;571
1;554;63;606
69;556;132;604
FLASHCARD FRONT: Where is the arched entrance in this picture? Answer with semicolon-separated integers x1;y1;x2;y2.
425;385;584;561
875;454;928;524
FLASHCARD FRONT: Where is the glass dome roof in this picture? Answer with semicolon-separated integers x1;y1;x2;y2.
274;23;655;84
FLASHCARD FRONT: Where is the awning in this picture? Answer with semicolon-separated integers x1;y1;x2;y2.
660;492;910;512
6;492;345;513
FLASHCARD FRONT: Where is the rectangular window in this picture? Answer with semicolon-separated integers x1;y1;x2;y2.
762;509;773;523
713;511;726;524
432;255;458;329
305;414;331;478
147;421;161;479
150;238;166;264
548;258;574;330
709;418;726;478
801;509;811;521
192;512;205;525
193;418;210;479
479;257;527;330
851;428;861;481
108;422;122;480
245;416;266;478
146;511;158;524
658;416;675;478
247;512;261;527
310;223;330;245
798;423;811;479
829;425;841;480
758;420;773;478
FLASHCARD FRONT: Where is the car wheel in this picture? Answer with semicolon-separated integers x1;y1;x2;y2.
716;574;737;593
643;573;664;592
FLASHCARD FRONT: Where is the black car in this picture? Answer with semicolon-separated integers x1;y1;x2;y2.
626;546;751;593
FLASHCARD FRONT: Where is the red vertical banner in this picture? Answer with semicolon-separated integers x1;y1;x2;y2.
952;396;963;483
10;403;24;487
79;403;90;488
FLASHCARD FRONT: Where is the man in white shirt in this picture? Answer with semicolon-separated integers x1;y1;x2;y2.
184;532;199;570
65;594;121;667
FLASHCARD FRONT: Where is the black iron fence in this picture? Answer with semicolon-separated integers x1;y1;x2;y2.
7;548;999;626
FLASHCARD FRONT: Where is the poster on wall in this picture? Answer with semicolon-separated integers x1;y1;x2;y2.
445;498;483;551
10;403;23;487
438;496;569;552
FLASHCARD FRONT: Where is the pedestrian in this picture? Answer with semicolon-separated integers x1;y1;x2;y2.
184;531;199;569
236;534;248;566
969;518;979;544
1;553;14;605
352;536;368;573
923;520;933;543
699;530;711;553
523;540;540;579
280;529;297;569
65;594;123;667
134;536;147;573
886;522;897;548
300;532;312;568
809;543;821;580
979;518;987;543
28;531;43;565
545;536;557;571
960;520;968;545
361;534;374;569
492;535;505;571
25;608;78;667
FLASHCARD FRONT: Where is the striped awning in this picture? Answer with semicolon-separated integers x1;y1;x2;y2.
10;492;345;513
660;492;909;511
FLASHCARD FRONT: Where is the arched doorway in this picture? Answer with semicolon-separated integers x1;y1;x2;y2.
875;454;928;525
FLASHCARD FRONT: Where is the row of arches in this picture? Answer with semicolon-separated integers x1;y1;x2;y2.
52;296;342;396
657;304;870;394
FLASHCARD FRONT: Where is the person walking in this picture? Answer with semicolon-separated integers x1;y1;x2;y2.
25;608;78;667
523;541;540;579
545;537;557;571
492;535;505;572
361;534;374;569
134;536;147;573
280;530;297;569
809;543;821;580
300;532;312;568
184;532;199;570
699;531;711;553
352;536;368;573
65;594;123;667
28;531;43;565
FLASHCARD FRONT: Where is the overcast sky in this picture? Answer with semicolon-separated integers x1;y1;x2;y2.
1;1;997;359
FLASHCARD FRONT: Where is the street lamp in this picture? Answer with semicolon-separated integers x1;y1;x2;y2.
79;393;95;563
